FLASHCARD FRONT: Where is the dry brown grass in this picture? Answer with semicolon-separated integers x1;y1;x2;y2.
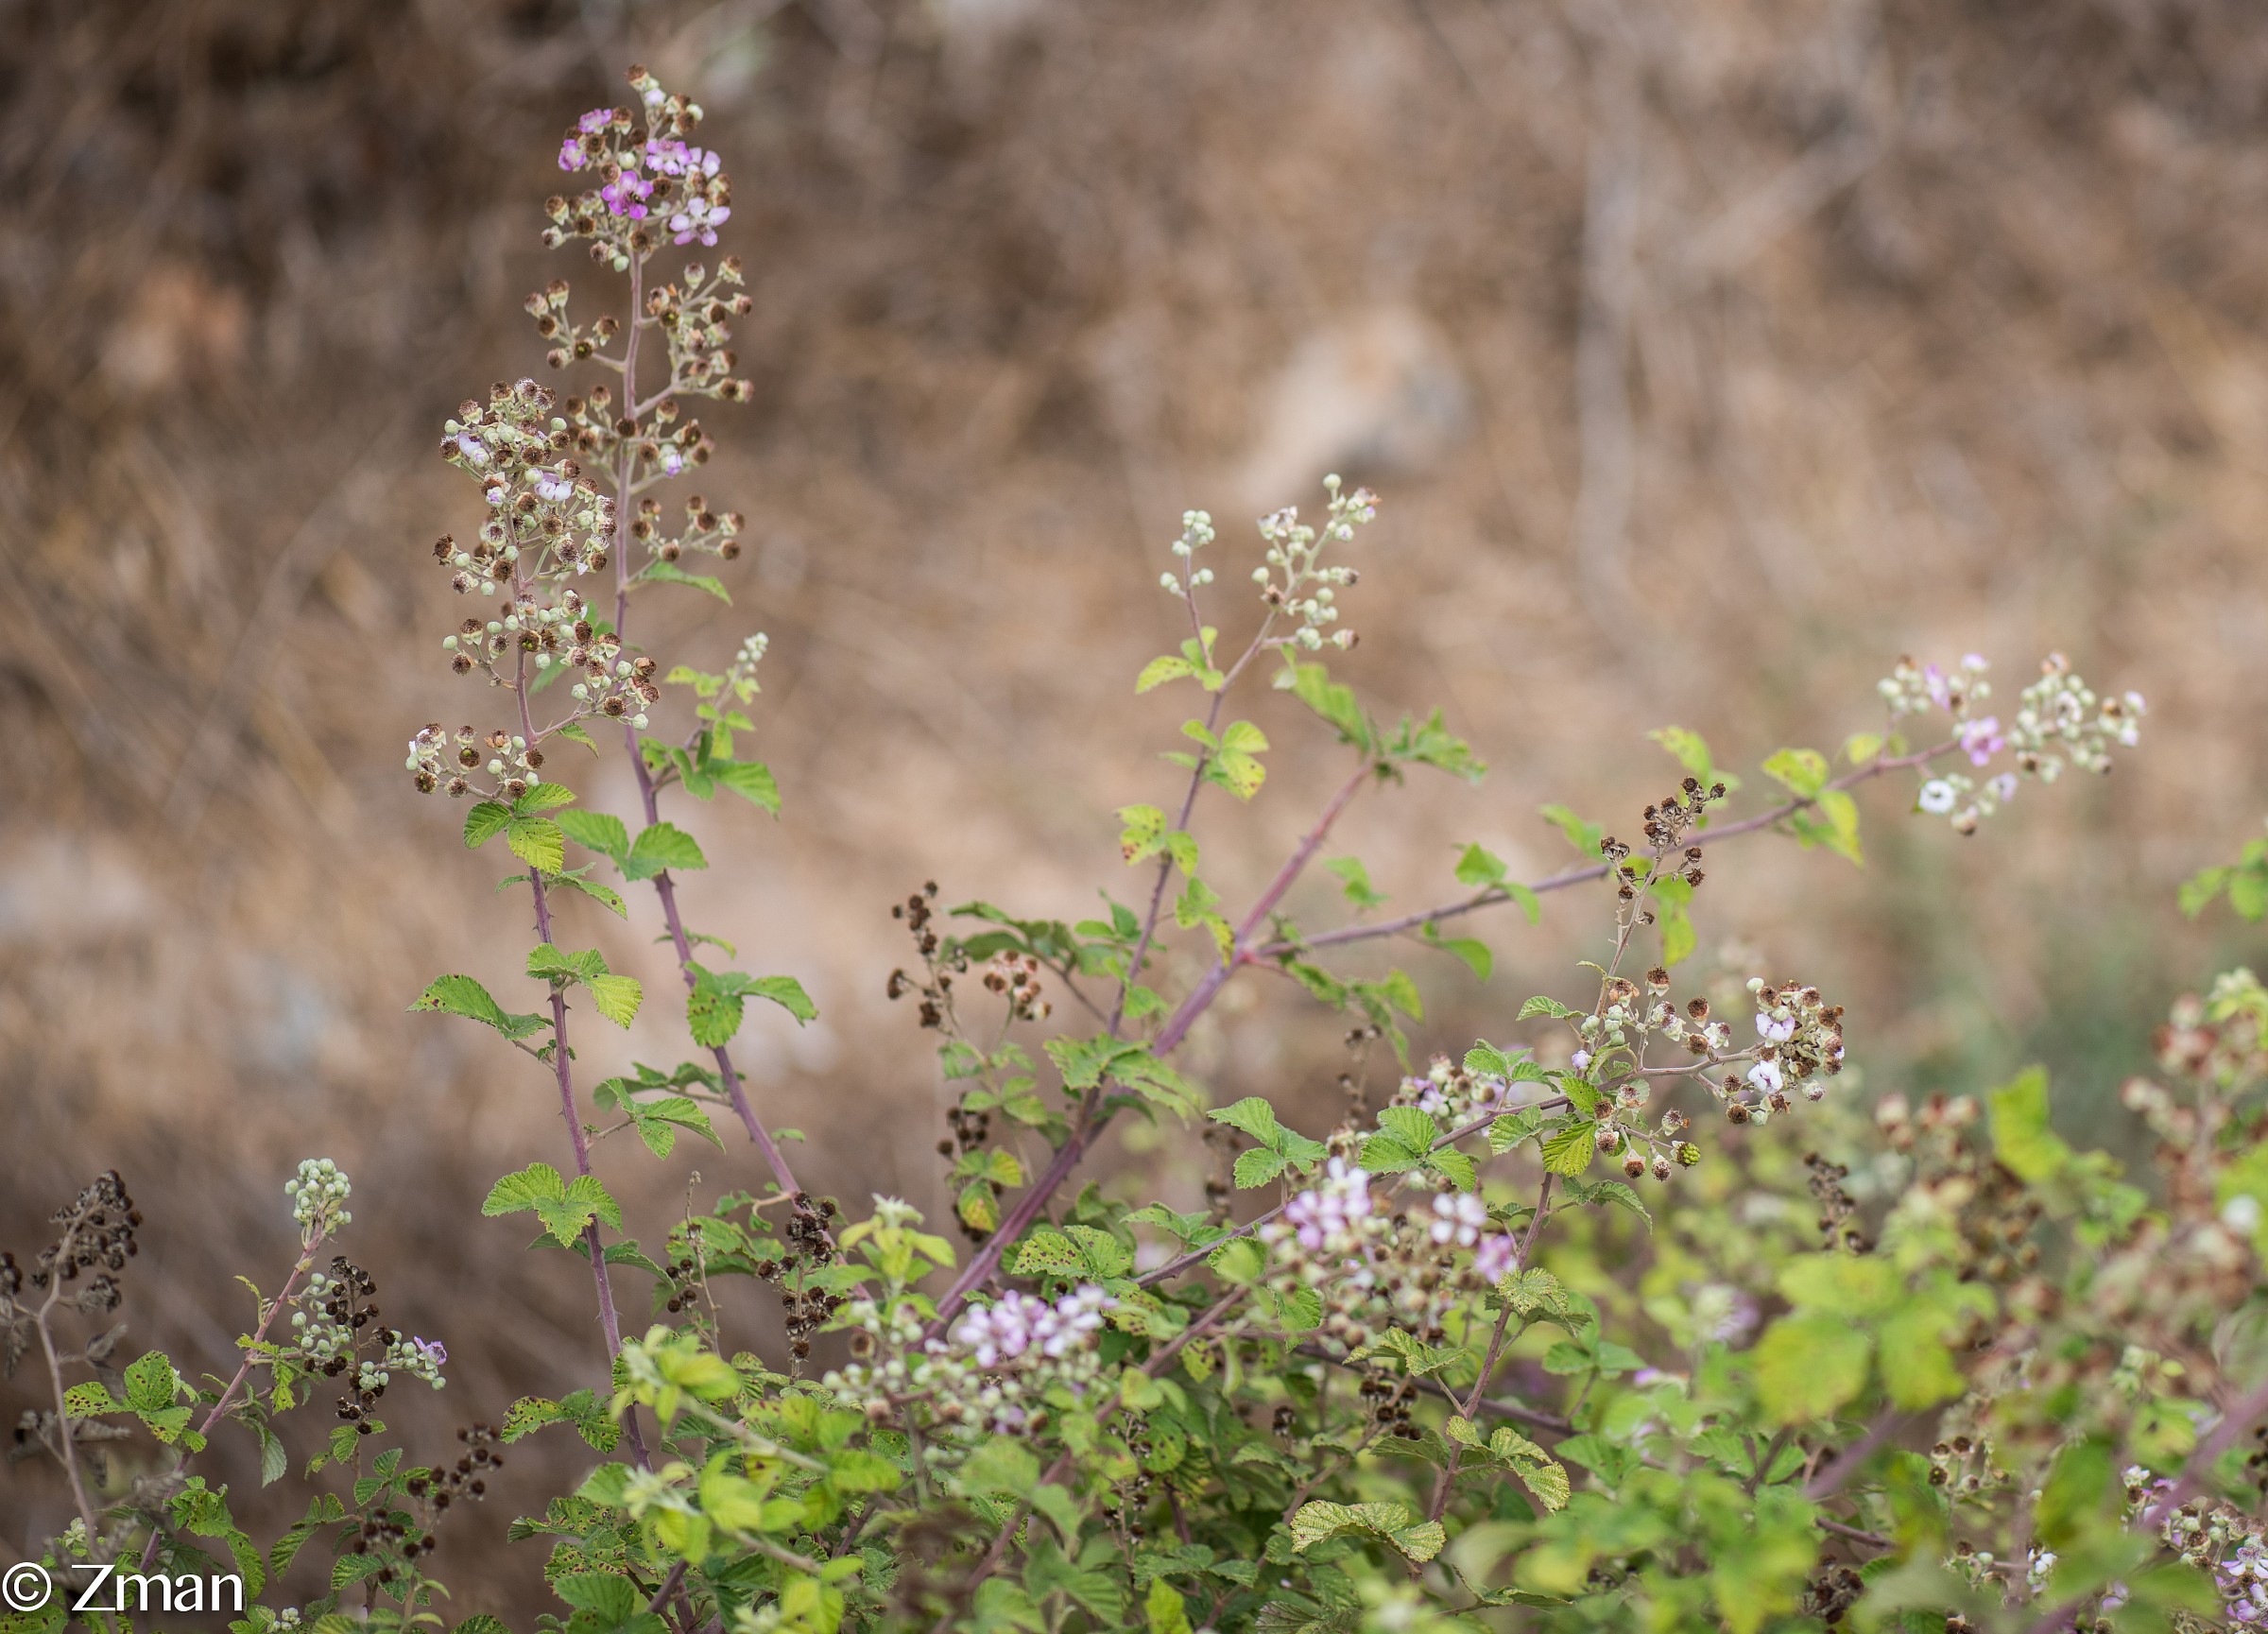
4;0;2266;1608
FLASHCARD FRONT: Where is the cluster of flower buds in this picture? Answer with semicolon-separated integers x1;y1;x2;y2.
1722;978;1844;1122
1159;509;1217;599
2009;652;2144;777
1880;652;1993;721
1258;1155;1525;1353
438;585;642;700
1653;992;1734;1062
1635;778;1723;859
285;1158;352;1242
1245;474;1373;652
546;69;733;268
1575;969;1727;1074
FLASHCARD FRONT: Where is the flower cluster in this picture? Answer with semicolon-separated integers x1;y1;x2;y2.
367;1333;448;1394
2008;650;2145;777
1274;1158;1379;1255
644;259;757;404
2133;1475;2268;1625
821;1281;1117;1439
1727;978;1845;1120
946;1285;1115;1367
1246;473;1374;651
1884;652;2145;832
629;499;742;593
289;1256;446;1429
284;1158;352;1242
544;69;732;267
1400;1054;1520;1127
30;1171;140;1296
287;1257;369;1373
437;380;617;590
524;280;619;372
1879;651;1993;721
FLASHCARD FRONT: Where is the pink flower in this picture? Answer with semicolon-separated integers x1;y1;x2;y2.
1472;1233;1517;1282
601;172;652;220
1958;714;2005;766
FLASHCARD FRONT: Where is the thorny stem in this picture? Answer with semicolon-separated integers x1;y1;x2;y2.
513;639;649;1469
605;249;805;1204
1803;1406;1908;1503
932;758;1376;1329
134;1238;325;1572
1254;738;1960;961
1108;603;1284;1038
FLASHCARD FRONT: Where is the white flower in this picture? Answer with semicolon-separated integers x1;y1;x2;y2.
1755;1013;1796;1044
1746;1058;1784;1094
1917;779;1958;815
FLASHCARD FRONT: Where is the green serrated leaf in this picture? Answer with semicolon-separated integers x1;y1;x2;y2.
1538;1118;1597;1177
640;559;731;601
587;972;643;1027
624;821;707;881
711;760;781;814
464;800;512;849
514;782;578;815
1137;655;1195;694
507;815;565;875
557;808;629;860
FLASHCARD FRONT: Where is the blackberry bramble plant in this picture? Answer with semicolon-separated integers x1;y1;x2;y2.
16;62;2268;1634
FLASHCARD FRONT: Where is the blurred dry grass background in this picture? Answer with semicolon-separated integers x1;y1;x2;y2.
5;0;2268;1609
